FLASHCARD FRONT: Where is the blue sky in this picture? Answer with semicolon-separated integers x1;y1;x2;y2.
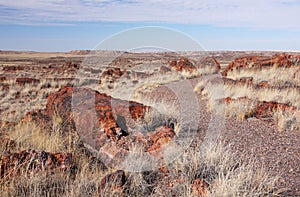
0;0;299;51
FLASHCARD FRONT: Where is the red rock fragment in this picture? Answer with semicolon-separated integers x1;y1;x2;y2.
147;126;176;156
258;81;269;87
169;57;197;73
254;101;297;119
102;67;125;79
224;97;233;104
46;86;149;142
100;67;126;85
22;109;50;125
222;54;300;76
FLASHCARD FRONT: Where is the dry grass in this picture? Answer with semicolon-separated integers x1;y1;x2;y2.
194;76;300;131
1;157;104;197
0;99;281;196
180;65;219;78
151;139;280;196
0;78;70;122
224;99;257;121
226;66;300;87
0;116;106;197
274;109;300;131
8;114;79;153
224;84;300;108
138;97;179;123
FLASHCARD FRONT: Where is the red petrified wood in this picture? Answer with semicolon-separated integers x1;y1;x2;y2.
222;54;300;76
169;57;197;73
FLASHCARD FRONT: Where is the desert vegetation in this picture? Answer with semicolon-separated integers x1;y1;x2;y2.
0;51;299;196
195;53;300;131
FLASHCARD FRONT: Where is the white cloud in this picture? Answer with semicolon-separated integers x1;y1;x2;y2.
0;0;299;30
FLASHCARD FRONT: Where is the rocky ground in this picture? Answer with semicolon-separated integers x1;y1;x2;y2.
0;50;299;196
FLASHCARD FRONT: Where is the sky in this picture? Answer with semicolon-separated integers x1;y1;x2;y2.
0;0;300;51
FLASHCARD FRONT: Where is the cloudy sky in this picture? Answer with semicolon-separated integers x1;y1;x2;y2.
0;0;299;51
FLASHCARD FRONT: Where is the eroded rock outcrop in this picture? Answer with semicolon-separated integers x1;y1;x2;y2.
223;97;297;119
253;101;297;119
45;86;149;142
99;67;127;89
101;67;125;80
169;57;196;73
147;126;176;157
223;54;300;76
25;86;175;168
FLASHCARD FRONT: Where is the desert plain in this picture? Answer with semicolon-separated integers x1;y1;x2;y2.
0;50;299;196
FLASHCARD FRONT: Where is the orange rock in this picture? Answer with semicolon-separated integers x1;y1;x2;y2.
254;101;296;119
222;54;300;76
102;67;125;78
46;86;149;142
224;97;233;104
258;81;269;87
147;126;175;157
169;57;196;73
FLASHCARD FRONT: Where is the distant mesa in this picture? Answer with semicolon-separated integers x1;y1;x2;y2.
69;50;91;55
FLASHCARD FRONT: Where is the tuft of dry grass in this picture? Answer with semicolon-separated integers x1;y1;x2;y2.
8;114;80;153
274;109;300;131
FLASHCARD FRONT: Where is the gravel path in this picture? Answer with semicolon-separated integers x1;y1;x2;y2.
141;78;300;196
222;117;300;196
